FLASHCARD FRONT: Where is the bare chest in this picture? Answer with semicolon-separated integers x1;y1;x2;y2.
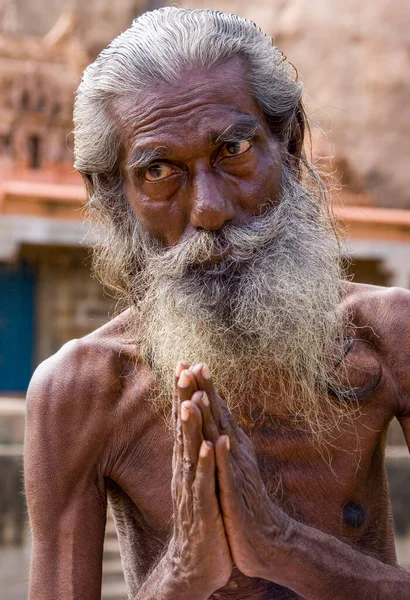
104;331;397;597
106;405;394;598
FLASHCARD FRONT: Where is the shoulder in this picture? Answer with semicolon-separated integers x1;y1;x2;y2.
26;310;140;447
28;311;131;399
24;319;134;537
341;282;410;417
24;311;158;509
341;281;410;330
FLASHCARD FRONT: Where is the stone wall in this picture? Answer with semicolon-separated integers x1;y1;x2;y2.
0;454;25;546
3;1;410;208
178;0;410;209
17;244;116;364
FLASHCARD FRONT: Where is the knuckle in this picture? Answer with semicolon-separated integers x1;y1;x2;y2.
218;414;229;431
182;457;195;474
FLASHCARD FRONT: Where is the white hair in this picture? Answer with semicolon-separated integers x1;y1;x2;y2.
72;8;357;438
73;7;304;181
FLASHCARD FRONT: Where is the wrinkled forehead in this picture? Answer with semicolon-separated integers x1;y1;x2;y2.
110;58;267;150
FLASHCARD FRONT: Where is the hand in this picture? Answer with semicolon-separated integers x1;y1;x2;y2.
186;363;291;581
168;363;232;599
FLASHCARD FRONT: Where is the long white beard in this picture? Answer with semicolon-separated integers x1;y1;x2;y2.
126;168;349;434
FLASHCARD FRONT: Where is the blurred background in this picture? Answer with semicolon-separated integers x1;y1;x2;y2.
0;1;409;598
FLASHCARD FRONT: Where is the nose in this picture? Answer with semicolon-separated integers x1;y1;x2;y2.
189;169;236;232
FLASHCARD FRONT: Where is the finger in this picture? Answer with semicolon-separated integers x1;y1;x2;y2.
173;364;190;471
215;436;241;518
174;369;198;471
192;364;230;431
172;428;179;473
178;369;198;402
172;395;184;473
173;361;190;426
190;390;220;445
173;362;190;460
192;364;240;455
175;361;191;387
181;400;204;490
193;440;217;508
171;428;184;508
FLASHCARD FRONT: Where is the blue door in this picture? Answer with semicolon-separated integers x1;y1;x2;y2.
0;262;35;394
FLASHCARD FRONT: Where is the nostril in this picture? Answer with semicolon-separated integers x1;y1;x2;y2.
190;201;235;232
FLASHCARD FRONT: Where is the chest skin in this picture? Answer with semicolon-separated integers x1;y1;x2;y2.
102;328;398;600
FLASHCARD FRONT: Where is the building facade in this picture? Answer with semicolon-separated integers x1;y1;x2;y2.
0;4;409;598
0;10;114;393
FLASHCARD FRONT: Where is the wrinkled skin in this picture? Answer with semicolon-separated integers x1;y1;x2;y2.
25;284;410;600
177;364;289;582
24;59;410;600
167;366;232;598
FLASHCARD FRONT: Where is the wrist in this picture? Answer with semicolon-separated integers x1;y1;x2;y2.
162;543;215;600
254;509;295;582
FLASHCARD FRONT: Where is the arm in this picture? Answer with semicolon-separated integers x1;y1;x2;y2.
133;367;232;600
389;287;410;453
399;419;410;452
26;348;231;600
215;427;410;599
277;286;410;598
25;345;108;600
256;515;410;600
187;363;410;600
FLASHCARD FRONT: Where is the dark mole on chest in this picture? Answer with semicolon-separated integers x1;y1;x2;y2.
342;501;367;529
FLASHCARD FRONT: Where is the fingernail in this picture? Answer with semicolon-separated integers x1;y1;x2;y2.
199;440;210;457
192;363;204;374
179;371;191;387
202;365;211;379
202;392;210;407
225;436;230;451
175;362;185;377
181;402;191;421
191;391;203;403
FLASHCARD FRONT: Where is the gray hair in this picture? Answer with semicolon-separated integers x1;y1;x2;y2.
73;7;305;187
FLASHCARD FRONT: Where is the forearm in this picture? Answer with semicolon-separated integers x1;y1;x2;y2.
133;551;211;600
264;519;410;600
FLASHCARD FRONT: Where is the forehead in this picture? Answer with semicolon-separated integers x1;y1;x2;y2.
112;59;266;155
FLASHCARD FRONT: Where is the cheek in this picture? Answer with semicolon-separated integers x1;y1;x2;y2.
124;180;187;246
239;154;283;215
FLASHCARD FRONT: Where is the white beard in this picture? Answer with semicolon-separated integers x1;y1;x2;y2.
125;167;350;434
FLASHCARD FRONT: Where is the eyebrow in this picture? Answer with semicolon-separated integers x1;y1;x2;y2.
126;147;169;172
126;115;261;172
211;116;260;145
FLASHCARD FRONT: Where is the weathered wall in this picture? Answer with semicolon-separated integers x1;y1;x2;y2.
3;0;409;208
0;0;148;57
177;1;410;209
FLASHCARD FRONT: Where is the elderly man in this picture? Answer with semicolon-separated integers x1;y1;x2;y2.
25;7;410;600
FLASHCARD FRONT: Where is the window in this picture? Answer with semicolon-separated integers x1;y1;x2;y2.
28;135;41;169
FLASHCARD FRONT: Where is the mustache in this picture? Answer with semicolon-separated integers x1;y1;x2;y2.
142;199;289;278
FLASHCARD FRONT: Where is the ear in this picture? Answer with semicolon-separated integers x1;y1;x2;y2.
79;171;95;199
286;105;305;172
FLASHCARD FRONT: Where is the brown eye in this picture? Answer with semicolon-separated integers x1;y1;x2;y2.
144;164;175;182
222;140;252;157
